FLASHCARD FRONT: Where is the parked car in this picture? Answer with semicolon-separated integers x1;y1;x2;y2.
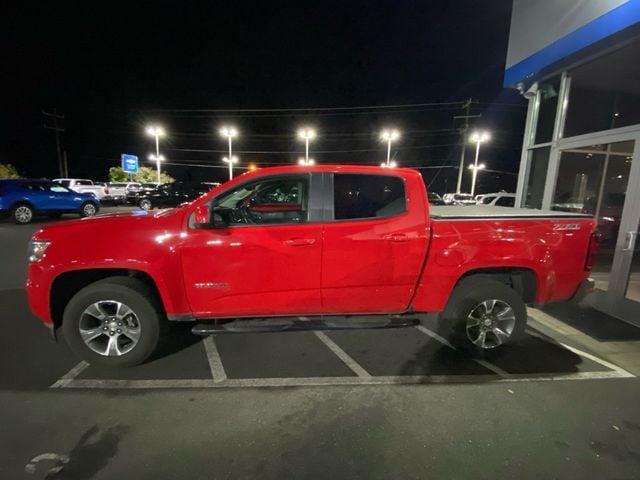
476;192;516;207
125;182;157;205
103;183;129;204
53;178;107;201
443;193;476;205
428;192;446;205
0;179;100;224
26;165;598;366
137;181;216;210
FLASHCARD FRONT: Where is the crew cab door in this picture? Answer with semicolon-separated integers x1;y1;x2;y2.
181;173;323;317
321;172;429;313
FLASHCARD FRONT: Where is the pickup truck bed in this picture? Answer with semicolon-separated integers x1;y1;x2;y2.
430;205;589;219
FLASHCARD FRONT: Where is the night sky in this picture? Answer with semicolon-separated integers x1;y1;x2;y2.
5;1;526;194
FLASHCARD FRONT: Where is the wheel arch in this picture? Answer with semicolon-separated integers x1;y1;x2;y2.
50;268;165;330
455;267;537;304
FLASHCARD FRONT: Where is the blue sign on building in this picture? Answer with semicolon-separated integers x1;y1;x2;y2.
121;154;139;174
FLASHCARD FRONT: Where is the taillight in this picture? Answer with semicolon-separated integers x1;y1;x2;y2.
104;187;109;194
585;231;602;271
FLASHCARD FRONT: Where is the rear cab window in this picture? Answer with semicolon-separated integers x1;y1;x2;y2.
333;173;406;220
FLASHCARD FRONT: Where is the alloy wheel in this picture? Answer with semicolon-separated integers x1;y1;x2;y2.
14;206;33;223
465;299;516;349
78;300;142;356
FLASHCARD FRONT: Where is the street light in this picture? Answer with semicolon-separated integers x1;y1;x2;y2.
468;163;487;197
146;125;166;184
380;160;398;168
222;156;239;181
469;130;491;197
248;163;258;172
220;126;238;177
298;157;315;166
297;128;316;163
380;129;400;167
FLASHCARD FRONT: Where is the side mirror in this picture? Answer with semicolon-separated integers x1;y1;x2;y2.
193;205;211;228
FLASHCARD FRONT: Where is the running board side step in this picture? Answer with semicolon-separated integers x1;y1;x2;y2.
192;316;419;335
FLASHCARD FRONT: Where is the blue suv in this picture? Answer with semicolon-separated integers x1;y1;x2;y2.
0;179;100;224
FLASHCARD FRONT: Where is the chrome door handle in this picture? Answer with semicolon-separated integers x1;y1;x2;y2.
384;233;410;242
623;231;636;251
283;238;316;246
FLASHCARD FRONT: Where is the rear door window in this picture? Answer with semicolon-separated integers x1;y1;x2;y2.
333;174;406;220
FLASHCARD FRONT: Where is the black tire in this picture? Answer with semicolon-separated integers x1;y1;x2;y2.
80;201;99;217
139;198;152;210
439;277;527;353
11;203;34;224
62;277;164;367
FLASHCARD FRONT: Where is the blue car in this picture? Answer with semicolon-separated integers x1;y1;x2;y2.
0;179;100;224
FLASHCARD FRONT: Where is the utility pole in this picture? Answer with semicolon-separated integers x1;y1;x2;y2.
43;109;65;178
453;99;481;193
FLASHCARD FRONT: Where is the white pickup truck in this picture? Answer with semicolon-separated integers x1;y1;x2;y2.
53;179;107;201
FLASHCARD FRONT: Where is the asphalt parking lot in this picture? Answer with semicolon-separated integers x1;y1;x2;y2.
2;208;640;479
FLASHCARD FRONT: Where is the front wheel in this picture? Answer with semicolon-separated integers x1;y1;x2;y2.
80;201;98;217
439;278;527;353
62;277;163;367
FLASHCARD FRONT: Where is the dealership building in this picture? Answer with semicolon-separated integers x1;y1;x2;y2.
505;0;640;324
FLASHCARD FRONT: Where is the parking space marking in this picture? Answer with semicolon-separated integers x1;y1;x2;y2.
313;331;372;378
202;336;228;383
49;361;90;388
414;325;510;377
56;368;632;389
525;328;635;378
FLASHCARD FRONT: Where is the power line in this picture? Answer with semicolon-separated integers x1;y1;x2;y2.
146;101;465;113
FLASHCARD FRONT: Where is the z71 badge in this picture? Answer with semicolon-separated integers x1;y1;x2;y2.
553;223;581;231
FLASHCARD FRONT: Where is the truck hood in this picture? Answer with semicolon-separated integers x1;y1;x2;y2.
32;208;183;240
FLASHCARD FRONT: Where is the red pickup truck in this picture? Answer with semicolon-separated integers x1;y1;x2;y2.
26;166;599;366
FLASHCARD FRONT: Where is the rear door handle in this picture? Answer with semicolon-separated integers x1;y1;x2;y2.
283;237;316;246
384;233;410;242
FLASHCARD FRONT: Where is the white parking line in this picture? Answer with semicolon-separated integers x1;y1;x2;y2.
313;331;371;378
414;325;509;377
202;336;228;383
56;369;632;389
525;327;635;378
50;361;89;388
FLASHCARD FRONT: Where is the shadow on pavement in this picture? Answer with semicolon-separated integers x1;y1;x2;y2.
46;425;129;479
543;302;640;341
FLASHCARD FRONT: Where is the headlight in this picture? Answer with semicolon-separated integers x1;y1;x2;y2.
28;240;51;262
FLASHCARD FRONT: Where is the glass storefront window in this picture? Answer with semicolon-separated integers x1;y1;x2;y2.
564;41;640;137
522;147;550;209
553;141;635;295
533;76;561;144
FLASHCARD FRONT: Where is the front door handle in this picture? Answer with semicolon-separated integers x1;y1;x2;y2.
623;231;636;251
384;233;410;242
283;237;316;246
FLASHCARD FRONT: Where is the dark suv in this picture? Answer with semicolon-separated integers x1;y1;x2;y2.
138;181;218;210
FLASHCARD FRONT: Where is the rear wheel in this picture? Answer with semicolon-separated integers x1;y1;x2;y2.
139;198;152;210
11;204;34;224
80;201;98;217
62;277;164;367
440;278;526;353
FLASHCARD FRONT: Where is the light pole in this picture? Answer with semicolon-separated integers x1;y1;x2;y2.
297;128;316;163
469;130;490;197
148;154;165;181
145;125;166;184
380;129;400;167
298;157;315;166
220;126;238;180
222;156;239;181
468;163;486;197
